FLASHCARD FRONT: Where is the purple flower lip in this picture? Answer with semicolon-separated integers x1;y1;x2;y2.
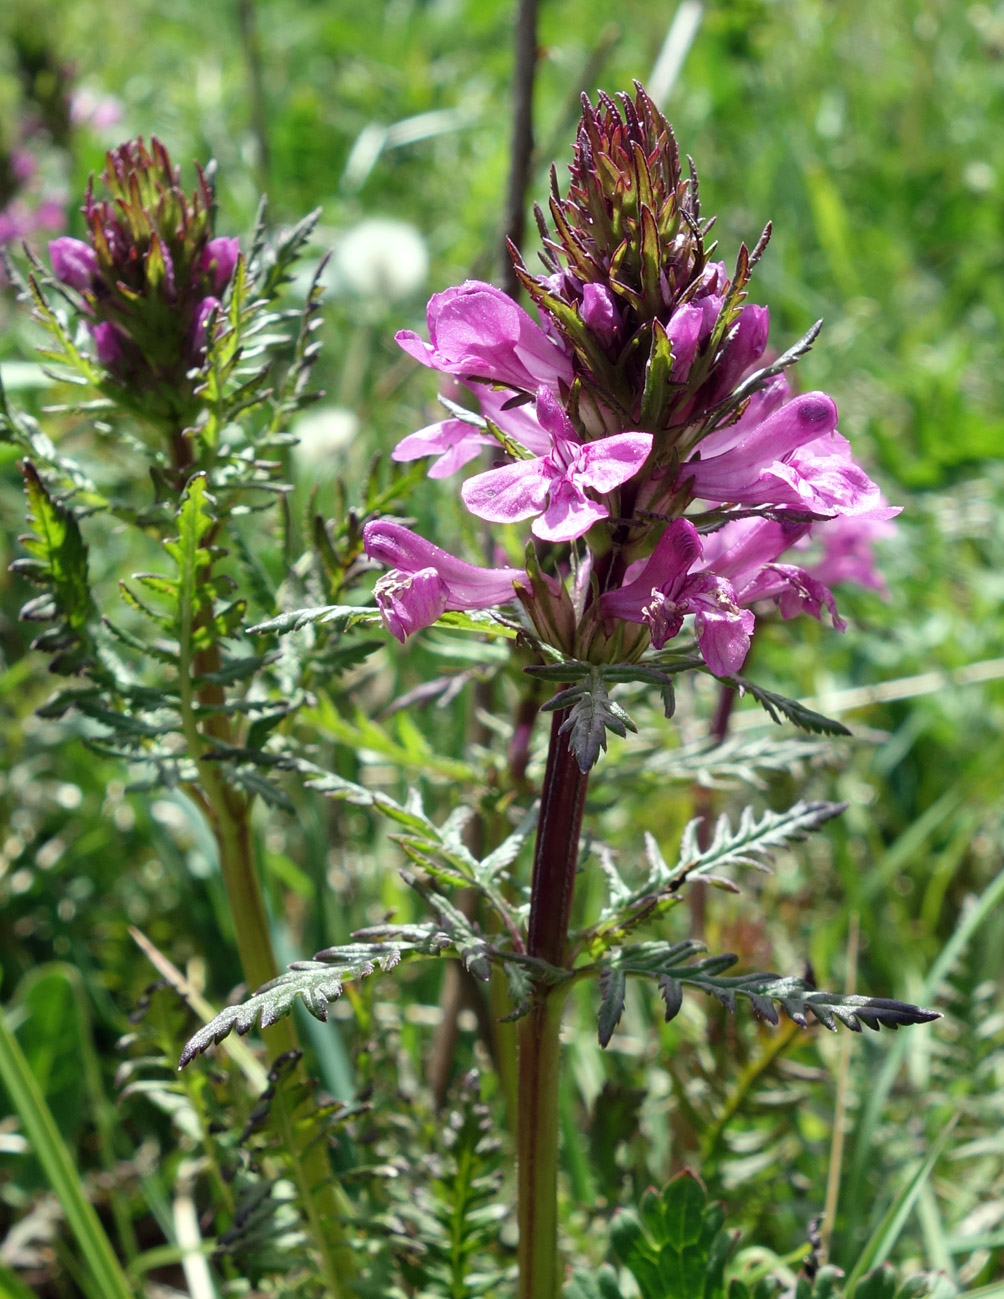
599;519;754;675
460;387;652;544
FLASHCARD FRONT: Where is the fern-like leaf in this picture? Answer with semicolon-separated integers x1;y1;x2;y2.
594;942;939;1043
541;667;638;772
179;932;452;1066
586;801;845;949
727;674;851;737
12;460;98;675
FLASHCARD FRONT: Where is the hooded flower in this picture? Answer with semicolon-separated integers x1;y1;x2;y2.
699;517;845;628
682;392;897;519
396;280;573;394
460;387;652;543
363;519;529;641
600;520;755;675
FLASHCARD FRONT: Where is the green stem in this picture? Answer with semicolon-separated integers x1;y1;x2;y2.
517;990;568;1299
175;547;354;1292
518;702;589;1299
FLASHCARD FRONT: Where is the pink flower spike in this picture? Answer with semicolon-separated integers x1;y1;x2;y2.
396;280;573;393
50;237;98;292
461;387;652;544
364;519;528;639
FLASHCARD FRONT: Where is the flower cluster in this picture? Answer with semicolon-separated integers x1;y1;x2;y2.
366;86;895;677
48;138;239;427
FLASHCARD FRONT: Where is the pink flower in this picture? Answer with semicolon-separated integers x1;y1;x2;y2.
363;519;529;641
396;280;574;393
682;392;897;519
806;515;894;595
600;519;755;675
201;237;240;294
49;237;98;292
461;388;652;543
91;321;125;365
580;283;621;347
700;517;845;628
392;383;552;480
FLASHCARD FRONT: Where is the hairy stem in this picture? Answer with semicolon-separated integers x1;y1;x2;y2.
518;701;589;1298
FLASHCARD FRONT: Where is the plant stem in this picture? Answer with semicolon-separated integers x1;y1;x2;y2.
517;990;567;1299
518;702;589;1299
527;707;589;968
171;489;353;1292
502;0;540;298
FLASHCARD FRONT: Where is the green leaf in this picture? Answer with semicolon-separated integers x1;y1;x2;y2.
542;668;638;772
726;675;851;737
600;942;941;1037
179;932;451;1066
12;461;97;675
609;1171;737;1299
586;802;845;952
597;967;627;1047
0;1002;134;1299
247;603;380;636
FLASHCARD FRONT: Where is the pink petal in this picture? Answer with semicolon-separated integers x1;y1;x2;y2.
694;601;756;676
576;432;652;493
374;568;450;641
533;481;608;543
461;457;553;524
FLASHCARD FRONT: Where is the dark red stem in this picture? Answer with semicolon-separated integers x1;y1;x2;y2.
527;701;589;967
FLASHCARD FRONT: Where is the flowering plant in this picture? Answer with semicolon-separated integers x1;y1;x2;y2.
5;95;940;1299
175;87;934;1298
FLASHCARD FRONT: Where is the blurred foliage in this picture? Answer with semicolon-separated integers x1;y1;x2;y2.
1;0;1003;1293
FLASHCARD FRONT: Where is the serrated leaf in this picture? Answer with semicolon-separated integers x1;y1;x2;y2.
603;943;940;1037
727;675;851;737
598;967;627;1047
247;604;379;636
14;460;97;675
179;932;449;1066
478;806;538;881
404;873;493;981
500;961;534;1022
546;668;638;772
